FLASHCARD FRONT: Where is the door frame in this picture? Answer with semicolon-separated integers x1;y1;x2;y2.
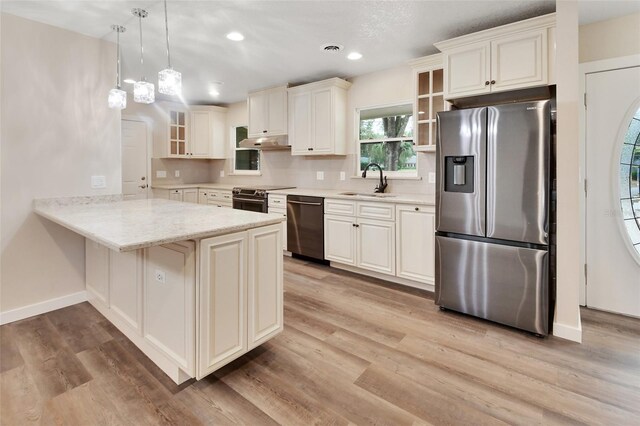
579;54;640;306
122;115;153;199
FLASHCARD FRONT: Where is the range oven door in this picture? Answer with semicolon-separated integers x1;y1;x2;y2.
232;196;267;213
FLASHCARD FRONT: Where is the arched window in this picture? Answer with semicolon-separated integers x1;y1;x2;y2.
620;108;640;257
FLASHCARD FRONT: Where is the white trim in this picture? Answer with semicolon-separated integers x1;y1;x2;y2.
0;291;87;325
579;54;640;307
552;319;582;343
121;115;153;199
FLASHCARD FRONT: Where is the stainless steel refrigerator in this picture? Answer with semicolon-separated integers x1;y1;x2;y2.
435;100;552;335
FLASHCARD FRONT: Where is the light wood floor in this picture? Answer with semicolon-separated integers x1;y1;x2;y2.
1;257;639;425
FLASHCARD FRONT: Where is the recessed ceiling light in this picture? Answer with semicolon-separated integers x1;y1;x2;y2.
123;78;136;84
226;32;244;41
209;90;220;97
347;52;363;60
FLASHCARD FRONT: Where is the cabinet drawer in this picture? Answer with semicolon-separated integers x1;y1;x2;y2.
268;206;286;216
208;190;232;202
268;194;287;208
357;202;395;221
325;199;356;216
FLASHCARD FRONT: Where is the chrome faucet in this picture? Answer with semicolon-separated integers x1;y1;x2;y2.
362;163;388;193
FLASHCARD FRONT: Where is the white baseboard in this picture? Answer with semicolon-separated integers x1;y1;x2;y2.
0;291;87;325
552;320;582;343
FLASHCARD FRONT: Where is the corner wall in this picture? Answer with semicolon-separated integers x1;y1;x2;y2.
553;2;582;342
0;14;121;315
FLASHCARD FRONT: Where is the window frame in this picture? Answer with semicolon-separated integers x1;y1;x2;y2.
230;125;261;176
355;101;419;179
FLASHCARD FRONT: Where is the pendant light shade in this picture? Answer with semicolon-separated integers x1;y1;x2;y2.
158;0;181;96
108;25;127;109
132;8;155;104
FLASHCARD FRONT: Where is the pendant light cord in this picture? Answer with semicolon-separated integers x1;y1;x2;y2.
116;29;121;89
164;0;172;69
138;13;145;80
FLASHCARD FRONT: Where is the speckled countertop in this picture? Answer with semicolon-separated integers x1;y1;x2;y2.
151;183;236;191
268;188;435;206
34;197;284;252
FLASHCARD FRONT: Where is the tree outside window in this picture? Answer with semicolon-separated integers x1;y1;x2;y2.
358;104;416;176
233;126;260;174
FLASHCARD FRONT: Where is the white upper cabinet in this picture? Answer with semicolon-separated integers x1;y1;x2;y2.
288;78;351;156
247;85;288;137
162;102;227;159
435;13;555;100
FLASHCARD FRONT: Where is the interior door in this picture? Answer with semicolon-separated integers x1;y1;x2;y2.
585;66;640;317
121;119;148;200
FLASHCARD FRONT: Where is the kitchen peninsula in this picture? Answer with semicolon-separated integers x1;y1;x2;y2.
34;196;285;384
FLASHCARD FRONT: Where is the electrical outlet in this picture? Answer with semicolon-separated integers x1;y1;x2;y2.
220;170;225;178
156;170;167;178
174;170;180;178
91;175;106;189
428;172;436;184
316;171;324;181
340;171;346;181
155;270;166;284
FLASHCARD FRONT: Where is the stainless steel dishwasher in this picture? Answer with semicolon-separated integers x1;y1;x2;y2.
286;195;324;261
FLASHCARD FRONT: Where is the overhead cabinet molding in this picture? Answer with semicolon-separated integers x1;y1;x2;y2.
247;85;288;138
435;13;556;100
288;77;351;156
161;102;228;159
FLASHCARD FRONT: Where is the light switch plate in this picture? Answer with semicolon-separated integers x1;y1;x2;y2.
316;171;324;181
174;170;180;178
220;170;225;178
155;269;166;284
156;170;167;178
428;172;436;184
91;175;106;189
340;171;346;181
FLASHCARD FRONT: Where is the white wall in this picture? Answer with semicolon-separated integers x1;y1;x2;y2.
579;13;640;63
553;2;582;342
0;14;121;313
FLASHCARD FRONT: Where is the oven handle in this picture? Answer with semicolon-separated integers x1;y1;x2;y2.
233;197;266;204
287;200;322;206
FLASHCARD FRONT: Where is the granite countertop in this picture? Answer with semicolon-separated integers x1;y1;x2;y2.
268;188;435;206
34;197;284;252
151;183;237;191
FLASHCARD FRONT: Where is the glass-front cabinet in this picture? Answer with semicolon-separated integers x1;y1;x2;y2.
169;109;187;157
409;53;449;152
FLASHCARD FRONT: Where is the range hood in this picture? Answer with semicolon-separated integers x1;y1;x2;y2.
238;135;290;150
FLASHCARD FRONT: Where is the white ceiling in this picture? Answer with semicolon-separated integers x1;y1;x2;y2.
2;1;636;105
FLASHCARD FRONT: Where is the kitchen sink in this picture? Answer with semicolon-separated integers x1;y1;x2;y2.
339;192;396;198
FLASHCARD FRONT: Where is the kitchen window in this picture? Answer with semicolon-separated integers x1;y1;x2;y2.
232;125;260;174
357;103;417;177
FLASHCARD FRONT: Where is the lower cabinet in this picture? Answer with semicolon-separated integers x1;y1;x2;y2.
323;199;436;288
198;224;282;379
396;205;436;284
324;214;394;274
183;188;198;203
169;189;183;201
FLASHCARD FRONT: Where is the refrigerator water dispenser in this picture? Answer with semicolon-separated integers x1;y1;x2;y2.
444;156;474;193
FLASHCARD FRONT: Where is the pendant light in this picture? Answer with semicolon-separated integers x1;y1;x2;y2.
132;8;154;104
158;0;181;96
108;25;127;109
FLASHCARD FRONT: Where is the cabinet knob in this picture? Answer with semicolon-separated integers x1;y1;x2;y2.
490;80;496;85
485;81;490;86
308;147;313;151
415;207;419;211
263;130;268;133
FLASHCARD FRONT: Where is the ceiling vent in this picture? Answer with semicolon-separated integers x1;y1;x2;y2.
320;43;344;53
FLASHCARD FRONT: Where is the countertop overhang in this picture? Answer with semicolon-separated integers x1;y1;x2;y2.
34;197;285;252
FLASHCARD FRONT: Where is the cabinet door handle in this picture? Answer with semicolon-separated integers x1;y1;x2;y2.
263;130;268;133
490;80;496;85
485;81;490;86
139;184;148;189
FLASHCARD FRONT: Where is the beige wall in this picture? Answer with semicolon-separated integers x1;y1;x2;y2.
579;13;640;63
152;64;436;195
554;1;582;341
0;14;121;312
